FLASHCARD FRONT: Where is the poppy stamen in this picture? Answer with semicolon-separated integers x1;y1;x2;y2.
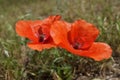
72;42;82;49
39;34;45;42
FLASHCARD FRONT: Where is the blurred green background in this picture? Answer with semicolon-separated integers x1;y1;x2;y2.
0;0;120;80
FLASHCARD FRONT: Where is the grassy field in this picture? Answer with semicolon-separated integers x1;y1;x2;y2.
0;0;120;80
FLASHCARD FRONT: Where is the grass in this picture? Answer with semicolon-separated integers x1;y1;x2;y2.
0;0;120;80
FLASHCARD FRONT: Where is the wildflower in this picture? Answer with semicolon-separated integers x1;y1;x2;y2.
16;15;61;51
50;20;112;61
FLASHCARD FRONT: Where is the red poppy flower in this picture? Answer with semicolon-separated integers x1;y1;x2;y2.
50;20;112;61
16;15;61;51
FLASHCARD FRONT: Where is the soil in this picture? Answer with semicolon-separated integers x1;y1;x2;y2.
74;55;120;80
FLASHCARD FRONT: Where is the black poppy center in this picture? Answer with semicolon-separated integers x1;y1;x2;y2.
73;42;79;49
72;42;83;49
39;34;45;42
38;27;46;43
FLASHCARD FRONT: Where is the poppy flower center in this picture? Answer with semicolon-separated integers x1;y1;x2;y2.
72;42;83;49
38;27;46;43
39;34;45;42
37;26;51;43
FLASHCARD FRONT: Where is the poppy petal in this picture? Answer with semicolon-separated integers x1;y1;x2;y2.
72;42;112;61
86;42;112;61
50;21;70;44
16;20;39;42
33;15;61;41
27;42;56;51
70;20;99;49
44;15;61;24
